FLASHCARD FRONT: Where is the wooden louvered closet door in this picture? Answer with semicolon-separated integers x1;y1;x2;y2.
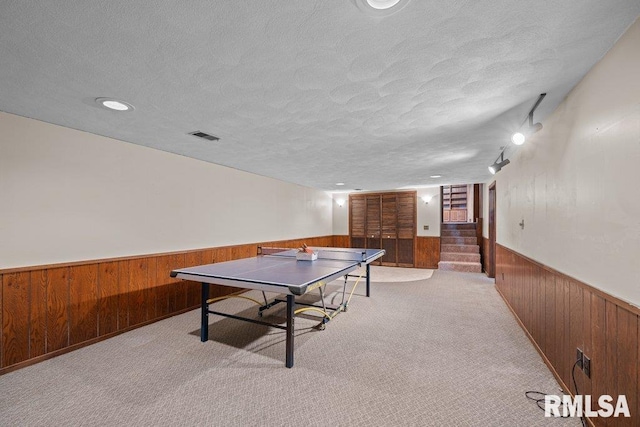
349;195;366;249
349;191;415;267
396;193;416;267
381;194;398;266
365;195;382;264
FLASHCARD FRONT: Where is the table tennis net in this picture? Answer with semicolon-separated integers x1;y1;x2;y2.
258;247;367;262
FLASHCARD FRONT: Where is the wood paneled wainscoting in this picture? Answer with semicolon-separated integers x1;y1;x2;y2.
333;235;350;248
482;237;491;276
415;237;440;269
495;244;639;426
0;235;341;374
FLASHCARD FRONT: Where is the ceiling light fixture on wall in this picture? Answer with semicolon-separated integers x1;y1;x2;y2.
511;93;546;145
353;0;411;16
336;198;346;207
421;195;432;204
95;97;134;112
488;152;510;175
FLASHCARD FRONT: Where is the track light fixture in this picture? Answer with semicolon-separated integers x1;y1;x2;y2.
511;132;525;145
490;94;546;174
511;93;546;145
488;152;510;175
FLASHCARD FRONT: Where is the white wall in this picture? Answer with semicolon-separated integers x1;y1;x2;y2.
0;112;333;269
331;194;349;235
482;184;489;237
466;185;474;223
485;18;640;306
416;188;441;237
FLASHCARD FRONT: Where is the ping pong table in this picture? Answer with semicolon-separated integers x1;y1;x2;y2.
170;247;385;367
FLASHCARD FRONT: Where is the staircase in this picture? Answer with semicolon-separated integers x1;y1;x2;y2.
438;223;482;273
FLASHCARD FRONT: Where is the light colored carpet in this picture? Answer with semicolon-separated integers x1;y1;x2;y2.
0;270;578;426
349;265;434;282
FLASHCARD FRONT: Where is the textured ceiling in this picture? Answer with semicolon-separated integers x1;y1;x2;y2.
1;1;639;192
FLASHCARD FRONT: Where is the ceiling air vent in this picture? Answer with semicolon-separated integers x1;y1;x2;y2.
189;131;219;141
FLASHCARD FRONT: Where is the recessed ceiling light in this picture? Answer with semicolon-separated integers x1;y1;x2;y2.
367;0;401;9
430;175;442;178
335;182;345;186
95;97;134;112
354;0;411;16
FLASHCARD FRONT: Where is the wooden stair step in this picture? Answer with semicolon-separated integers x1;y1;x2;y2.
441;229;477;237
437;261;482;273
441;223;477;230
440;244;479;253
441;236;478;245
440;252;481;263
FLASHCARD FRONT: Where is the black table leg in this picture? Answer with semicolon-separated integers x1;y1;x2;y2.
201;283;209;342
285;294;295;368
366;263;371;297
